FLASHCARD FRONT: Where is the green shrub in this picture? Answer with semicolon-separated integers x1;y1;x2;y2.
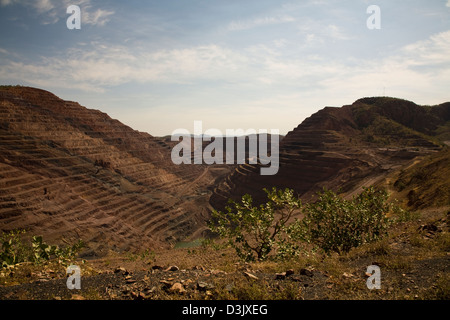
31;235;84;265
209;187;301;261
0;230;29;267
295;187;391;254
1;230;84;268
209;186;402;260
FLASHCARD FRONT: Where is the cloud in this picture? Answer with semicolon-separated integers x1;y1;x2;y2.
227;15;295;31
0;0;14;6
1;29;449;109
82;8;114;26
0;43;248;91
402;30;450;67
35;0;54;13
316;30;450;105
447;0;450;8
296;18;352;46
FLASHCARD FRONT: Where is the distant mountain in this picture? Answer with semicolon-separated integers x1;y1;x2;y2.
210;97;450;210
0;86;230;256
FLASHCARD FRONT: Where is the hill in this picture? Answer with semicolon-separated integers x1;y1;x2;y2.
1;88;448;256
0;86;231;256
0;88;448;301
210;97;449;210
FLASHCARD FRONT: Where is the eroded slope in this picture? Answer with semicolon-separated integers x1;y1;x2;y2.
210;97;449;210
0;86;221;256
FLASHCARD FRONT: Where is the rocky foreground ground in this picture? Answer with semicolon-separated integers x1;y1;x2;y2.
1;208;448;301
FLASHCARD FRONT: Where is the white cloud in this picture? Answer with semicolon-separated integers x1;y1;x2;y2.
402;30;450;67
34;0;54;13
0;0;15;6
296;18;352;46
1;30;449;109
82;8;114;26
317;30;450;105
0;44;248;91
447;0;450;8
228;15;295;31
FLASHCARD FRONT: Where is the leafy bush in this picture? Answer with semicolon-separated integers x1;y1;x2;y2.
209;186;400;260
292;187;392;254
209;187;301;261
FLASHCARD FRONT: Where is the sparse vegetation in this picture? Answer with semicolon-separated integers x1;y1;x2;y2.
393;148;450;209
209;186;407;261
126;249;155;262
0;205;447;300
1;230;84;268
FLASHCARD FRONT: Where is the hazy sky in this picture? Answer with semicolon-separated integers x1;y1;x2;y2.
1;0;450;136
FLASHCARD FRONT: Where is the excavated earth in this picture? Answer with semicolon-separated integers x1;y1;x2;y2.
1;87;449;302
0;86;232;256
1;88;449;255
210;98;450;209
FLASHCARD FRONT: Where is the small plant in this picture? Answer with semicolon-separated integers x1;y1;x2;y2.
126;249;155;262
1;229;29;267
31;236;58;263
55;239;85;265
391;200;417;222
32;236;84;265
1;230;84;268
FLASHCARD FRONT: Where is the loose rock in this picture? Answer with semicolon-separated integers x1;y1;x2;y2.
300;268;314;277
197;281;214;291
243;272;259;280
169;282;186;294
165;266;179;272
114;267;127;274
275;272;286;280
286;269;295;276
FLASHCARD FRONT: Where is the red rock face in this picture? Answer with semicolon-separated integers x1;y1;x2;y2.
209;98;449;210
1;87;448;255
0;86;230;256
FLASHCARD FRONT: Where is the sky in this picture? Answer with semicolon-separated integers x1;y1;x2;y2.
1;0;450;136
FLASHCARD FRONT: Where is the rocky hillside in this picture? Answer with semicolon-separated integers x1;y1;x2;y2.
389;148;450;210
1;89;448;302
1;87;448;257
210;97;449;210
0;86;231;256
